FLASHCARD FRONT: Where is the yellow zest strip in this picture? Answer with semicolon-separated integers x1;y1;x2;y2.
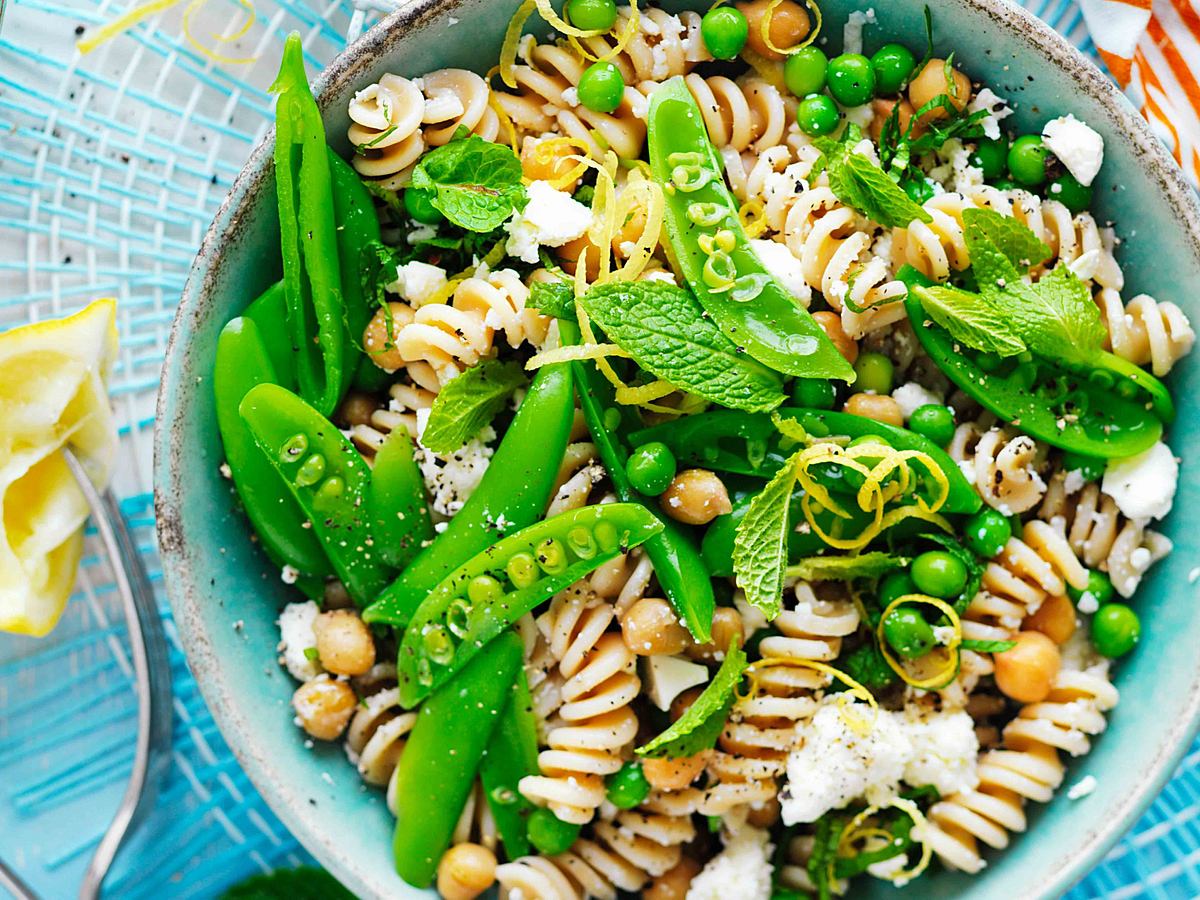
489;91;520;155
615;380;675;405
210;0;254;43
741;657;878;736
739;199;768;239
77;0;182;53
537;139;594;191
612;170;664;282
760;0;823;57
526;342;631;370
875;593;962;691
500;0;537;88
566;0;640;63
183;0;257;64
837;797;933;886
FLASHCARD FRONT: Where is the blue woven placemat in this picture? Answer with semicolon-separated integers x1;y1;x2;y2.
0;0;1197;897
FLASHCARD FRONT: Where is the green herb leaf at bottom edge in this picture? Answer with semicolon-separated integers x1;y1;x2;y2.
733;447;804;619
635;642;747;758
420;358;525;454
221;868;355;900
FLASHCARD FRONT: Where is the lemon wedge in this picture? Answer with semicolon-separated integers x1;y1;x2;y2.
0;300;119;637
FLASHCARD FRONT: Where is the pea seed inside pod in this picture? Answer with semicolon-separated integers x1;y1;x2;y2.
507;552;540;588
536;538;569;574
295;453;327;487
687;201;728;227
279;432;308;463
446;598;472;638
468;574;503;604
490;785;518;806
314;476;345;507
422;623;456;666
567;525;598;559
594;520;620;553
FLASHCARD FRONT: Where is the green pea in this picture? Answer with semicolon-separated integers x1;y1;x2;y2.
826;53;875;107
963;508;1011;558
606;760;650;809
902;177;936;205
883;606;936;659
506;552;539;588
797;94;840;136
404;187;444;225
870;43;916;96
527;807;581;855
908;404;955;446
577;61;625;114
536;538;569;574
566;0;617;31
467;574;503;605
626;441;677;496
1048;172;1092;214
1061;450;1106;483
1007;134;1050;187
970;137;1010;180
911;550;969;599
1067;569;1115;609
1091;603;1140;658
791;377;835;409
878;571;917;607
784;46;828;97
852;352;894;395
700;6;748;60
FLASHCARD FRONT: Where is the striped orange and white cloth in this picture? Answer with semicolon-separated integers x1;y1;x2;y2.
1080;0;1200;182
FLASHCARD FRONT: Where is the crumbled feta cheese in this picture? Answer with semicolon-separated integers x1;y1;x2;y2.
504;180;593;264
842;101;875;129
641;269;677;285
1068;775;1098;800
1042;114;1104;187
278;601;322;682
940;138;985;193
415;424;496;516
1101;441;1178;520
900;704;980;797
891;381;941;419
1063;468;1087;495
644;655;710;711
749;239;810;305
932;625;956;646
842;8;876;55
386;260;448;308
280;564;300;585
686;813;774;900
967;88;1013;141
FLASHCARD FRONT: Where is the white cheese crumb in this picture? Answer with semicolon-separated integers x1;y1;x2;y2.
749;239;810;306
686;813;774;900
504;180;593;264
842;8;876;56
1101;441;1178;520
901;704;980;797
219;462;232;479
1077;592;1100;615
1042;114;1105;186
1189;566;1200;584
386;260;448;308
967;88;1014;141
414;424;496;517
644;655;710;711
278;601;322;682
1067;774;1097;800
280;564;300;585
932;625;956;646
641;269;677;285
891;381;941;419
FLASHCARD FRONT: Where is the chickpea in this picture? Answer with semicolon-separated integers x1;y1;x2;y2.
313;609;376;676
613;206;648;257
868;98;920;143
747;796;782;828
336;391;377;429
436;842;498;900
669;686;705;722
642;752;709;791
520;137;580;190
621;597;691;656
292;676;357;741
843;392;904;427
660;469;733;526
1025;593;1077;645
812;310;858;364
686;606;745;664
994;630;1061;703
363;302;415;372
736;0;811;60
645;857;702;900
908;59;972;126
557;235;600;281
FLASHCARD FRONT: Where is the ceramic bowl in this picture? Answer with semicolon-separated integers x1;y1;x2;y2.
155;1;1200;896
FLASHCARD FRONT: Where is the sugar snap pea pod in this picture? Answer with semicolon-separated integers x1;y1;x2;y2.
903;293;1163;458
242;282;298;391
397;503;663;707
363;363;574;627
647;76;855;382
478;666;539;860
271;33;346;417
393;630;523;887
368;431;433;570
214;317;331;577
328;148;379;389
239;382;392;605
561;319;715;642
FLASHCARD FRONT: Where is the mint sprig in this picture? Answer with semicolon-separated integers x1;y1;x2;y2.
912;284;1026;357
528;279;577;321
815;135;932;228
421;358;525;453
785;551;909;582
222;868;354;900
733;447;805;618
635;642;747;759
960;638;1017;653
411;134;527;232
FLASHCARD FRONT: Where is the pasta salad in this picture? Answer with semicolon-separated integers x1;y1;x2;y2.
212;2;1194;897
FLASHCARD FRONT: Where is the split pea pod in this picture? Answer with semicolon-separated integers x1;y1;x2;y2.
478;667;540;860
271;33;346;417
646;76;855;382
239;382;392;605
367;431;433;570
213;316;331;578
242;281;298;391
397;502;663;707
328;148;379;387
363;363;574;627
392;630;523;887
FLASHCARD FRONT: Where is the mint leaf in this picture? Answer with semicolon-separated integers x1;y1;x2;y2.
786;551;909;581
528;279;577;321
960;638;1017;653
962;208;1051;273
222;868;354;900
636;642;747;758
411;134;526;232
421;358;525;453
913;284;1026;357
733;447;804;618
1007;264;1107;364
817;138;932;228
581;281;786;412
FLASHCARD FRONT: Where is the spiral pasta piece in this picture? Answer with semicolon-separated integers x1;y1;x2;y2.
684;74;789;153
1096;290;1195;376
520;588;640;825
923;665;1118;873
949;424;1047;515
344;667;419;814
547;441;606;516
452;781;500;852
348;381;437;461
